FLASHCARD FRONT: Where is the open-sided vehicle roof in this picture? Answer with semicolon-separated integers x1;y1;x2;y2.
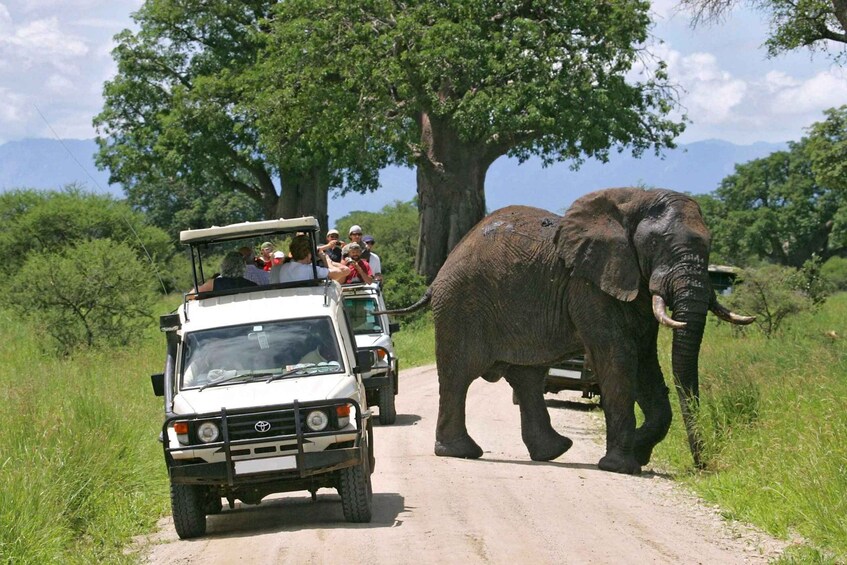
180;216;320;245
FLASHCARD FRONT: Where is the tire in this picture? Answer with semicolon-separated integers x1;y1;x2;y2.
170;482;207;539
338;445;373;523
378;376;397;425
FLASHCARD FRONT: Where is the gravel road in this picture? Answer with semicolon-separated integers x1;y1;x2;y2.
141;364;787;564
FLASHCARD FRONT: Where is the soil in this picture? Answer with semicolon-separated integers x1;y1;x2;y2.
139;364;789;564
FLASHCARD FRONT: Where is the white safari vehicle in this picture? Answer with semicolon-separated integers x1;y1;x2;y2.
341;283;400;424
151;217;376;539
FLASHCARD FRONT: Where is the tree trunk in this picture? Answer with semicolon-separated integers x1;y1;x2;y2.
415;112;495;282
277;168;330;236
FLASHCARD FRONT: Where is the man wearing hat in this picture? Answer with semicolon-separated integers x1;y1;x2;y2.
319;228;344;263
361;235;382;285
342;241;374;284
258;241;275;271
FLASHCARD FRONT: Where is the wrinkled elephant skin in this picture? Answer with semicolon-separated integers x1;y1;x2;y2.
384;188;753;474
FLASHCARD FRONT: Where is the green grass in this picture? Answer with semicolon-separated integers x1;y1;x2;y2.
0;305;173;564
652;292;847;561
393;311;435;369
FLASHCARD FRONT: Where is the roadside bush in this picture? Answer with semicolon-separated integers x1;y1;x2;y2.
821;256;847;290
727;264;816;337
7;238;156;353
0;186;172;289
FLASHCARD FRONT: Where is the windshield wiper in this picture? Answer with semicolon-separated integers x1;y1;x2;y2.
264;367;310;384
199;371;260;391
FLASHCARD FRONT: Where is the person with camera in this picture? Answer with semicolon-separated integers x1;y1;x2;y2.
342;242;374;284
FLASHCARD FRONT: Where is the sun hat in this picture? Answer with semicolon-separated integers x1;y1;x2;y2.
348;225;363;235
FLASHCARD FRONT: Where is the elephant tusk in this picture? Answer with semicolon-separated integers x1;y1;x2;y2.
710;299;756;325
652;295;687;329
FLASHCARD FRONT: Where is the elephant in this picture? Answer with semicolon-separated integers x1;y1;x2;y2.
382;187;754;475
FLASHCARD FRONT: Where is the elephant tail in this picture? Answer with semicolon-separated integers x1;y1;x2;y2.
374;287;432;315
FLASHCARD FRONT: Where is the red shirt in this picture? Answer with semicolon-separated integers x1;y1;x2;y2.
344;258;373;284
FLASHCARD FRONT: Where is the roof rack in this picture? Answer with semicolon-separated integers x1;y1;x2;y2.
180;216;320;245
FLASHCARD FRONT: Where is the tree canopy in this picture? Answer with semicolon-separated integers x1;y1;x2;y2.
94;0;385;235
257;0;685;280
680;0;847;61
697;106;847;267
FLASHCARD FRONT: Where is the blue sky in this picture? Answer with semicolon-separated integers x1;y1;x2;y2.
0;0;845;146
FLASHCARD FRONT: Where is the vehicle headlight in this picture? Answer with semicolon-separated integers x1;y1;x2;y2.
197;421;220;443
306;410;329;432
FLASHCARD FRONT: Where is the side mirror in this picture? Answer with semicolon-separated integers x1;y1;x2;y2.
389;322;401;333
151;373;165;397
355;350;373;373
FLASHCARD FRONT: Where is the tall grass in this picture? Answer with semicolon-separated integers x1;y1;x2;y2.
0;307;171;563
652;293;847;562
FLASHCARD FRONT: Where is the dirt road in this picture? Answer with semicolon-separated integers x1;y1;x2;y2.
142;365;787;564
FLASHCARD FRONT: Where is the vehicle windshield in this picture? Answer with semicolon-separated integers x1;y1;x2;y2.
179;317;343;389
343;296;384;335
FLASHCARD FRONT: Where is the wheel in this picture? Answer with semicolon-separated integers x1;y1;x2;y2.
338;442;373;523
170;482;207;539
378;376;397;425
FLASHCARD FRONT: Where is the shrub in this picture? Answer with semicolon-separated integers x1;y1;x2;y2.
821;256;847;290
727;264;815;337
7;238;156;353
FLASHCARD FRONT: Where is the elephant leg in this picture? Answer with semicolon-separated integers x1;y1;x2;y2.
433;365;483;459
634;343;672;465
583;342;641;475
505;365;573;461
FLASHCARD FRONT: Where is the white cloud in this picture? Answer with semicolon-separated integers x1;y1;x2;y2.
46;73;75;93
767;69;847;115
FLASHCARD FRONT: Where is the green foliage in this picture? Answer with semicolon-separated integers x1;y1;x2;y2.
0;306;170;563
7;239;156;354
335;200;429;313
260;0;685;169
703;108;847;267
727;264;817;337
821;256;847;290
94;0;285;223
0;187;172;284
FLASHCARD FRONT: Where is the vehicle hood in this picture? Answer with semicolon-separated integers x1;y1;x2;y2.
355;333;392;350
174;373;359;415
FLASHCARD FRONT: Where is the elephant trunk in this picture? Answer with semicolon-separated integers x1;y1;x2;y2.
668;277;710;469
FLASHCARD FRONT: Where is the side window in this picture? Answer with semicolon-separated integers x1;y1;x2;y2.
343;297;383;333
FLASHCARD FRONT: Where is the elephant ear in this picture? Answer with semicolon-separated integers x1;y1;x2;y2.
556;189;642;302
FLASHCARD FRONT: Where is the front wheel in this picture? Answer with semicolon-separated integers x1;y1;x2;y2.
378;376;397;425
338;448;373;522
170;482;207;539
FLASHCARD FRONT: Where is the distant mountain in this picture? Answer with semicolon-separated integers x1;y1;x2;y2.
1;137;787;223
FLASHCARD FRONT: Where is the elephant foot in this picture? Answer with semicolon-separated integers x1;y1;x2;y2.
527;434;573;462
598;452;642;475
434;434;483;459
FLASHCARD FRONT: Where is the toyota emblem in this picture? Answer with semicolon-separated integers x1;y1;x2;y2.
254;420;271;433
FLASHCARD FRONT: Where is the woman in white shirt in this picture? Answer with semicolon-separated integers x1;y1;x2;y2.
270;235;349;284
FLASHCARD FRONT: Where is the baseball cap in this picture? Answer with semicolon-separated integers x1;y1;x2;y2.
348;225;363;235
345;242;361;252
362;235;375;244
327;228;340;236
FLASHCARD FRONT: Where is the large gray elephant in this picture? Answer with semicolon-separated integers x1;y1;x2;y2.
383;188;753;474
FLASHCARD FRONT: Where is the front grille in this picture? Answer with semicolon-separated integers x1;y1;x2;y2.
226;410;305;441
